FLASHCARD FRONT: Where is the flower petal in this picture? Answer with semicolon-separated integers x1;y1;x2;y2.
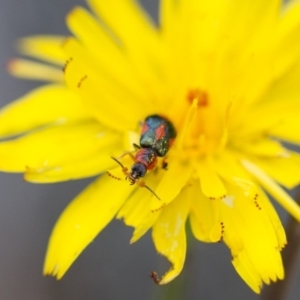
87;0;166;102
17;35;66;65
44;174;134;279
219;179;284;293
194;157;227;199
62;38;153;130
24;148;119;183
117;187;153;228
252;62;300;144
250;152;300;189
87;0;159;53
8;59;63;82
0;84;89;138
232;71;300;141
261;59;300;107
268;113;300;144
151;185;191;284
66;6;158;104
257;188;287;251
0;121;119;173
127;172;165;243
150;158;192;212
189;181;220;242
117;172;162;229
232;252;263;294
159;0;175;36
241;159;300;222
215;150;255;182
192;0;280;109
130;209;160;244
218;154;287;248
271;1;300;77
236;138;288;157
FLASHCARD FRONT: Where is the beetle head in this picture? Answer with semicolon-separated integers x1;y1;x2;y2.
129;163;147;184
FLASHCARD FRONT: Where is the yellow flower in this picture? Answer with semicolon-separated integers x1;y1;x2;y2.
1;0;300;294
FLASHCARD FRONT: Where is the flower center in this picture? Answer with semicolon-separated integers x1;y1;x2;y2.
173;89;228;158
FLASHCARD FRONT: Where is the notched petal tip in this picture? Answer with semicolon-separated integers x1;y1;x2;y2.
151;187;191;285
150;256;179;285
43;263;61;279
43;251;72;280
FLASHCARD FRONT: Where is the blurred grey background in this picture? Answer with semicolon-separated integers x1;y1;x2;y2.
0;1;299;299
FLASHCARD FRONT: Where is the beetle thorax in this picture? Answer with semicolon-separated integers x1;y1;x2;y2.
134;148;157;170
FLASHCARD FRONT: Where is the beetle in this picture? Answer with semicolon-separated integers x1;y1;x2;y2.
109;115;177;199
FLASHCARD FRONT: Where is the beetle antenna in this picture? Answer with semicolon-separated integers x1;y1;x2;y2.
110;156;129;178
138;181;160;200
111;156;125;168
111;157;160;200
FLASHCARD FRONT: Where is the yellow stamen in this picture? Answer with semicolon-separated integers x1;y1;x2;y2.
176;98;198;151
217;102;232;152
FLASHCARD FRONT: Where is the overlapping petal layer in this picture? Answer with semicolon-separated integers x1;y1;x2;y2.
152;184;191;284
8;59;64;82
2;0;300;294
0;84;89;138
44;171;134;279
17;35;66;65
0;120;120;178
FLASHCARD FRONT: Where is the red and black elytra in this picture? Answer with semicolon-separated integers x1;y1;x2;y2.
140;114;176;157
110;115;177;199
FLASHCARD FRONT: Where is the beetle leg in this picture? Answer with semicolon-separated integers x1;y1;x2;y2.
133;143;141;150
117;151;135;161
161;157;168;170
